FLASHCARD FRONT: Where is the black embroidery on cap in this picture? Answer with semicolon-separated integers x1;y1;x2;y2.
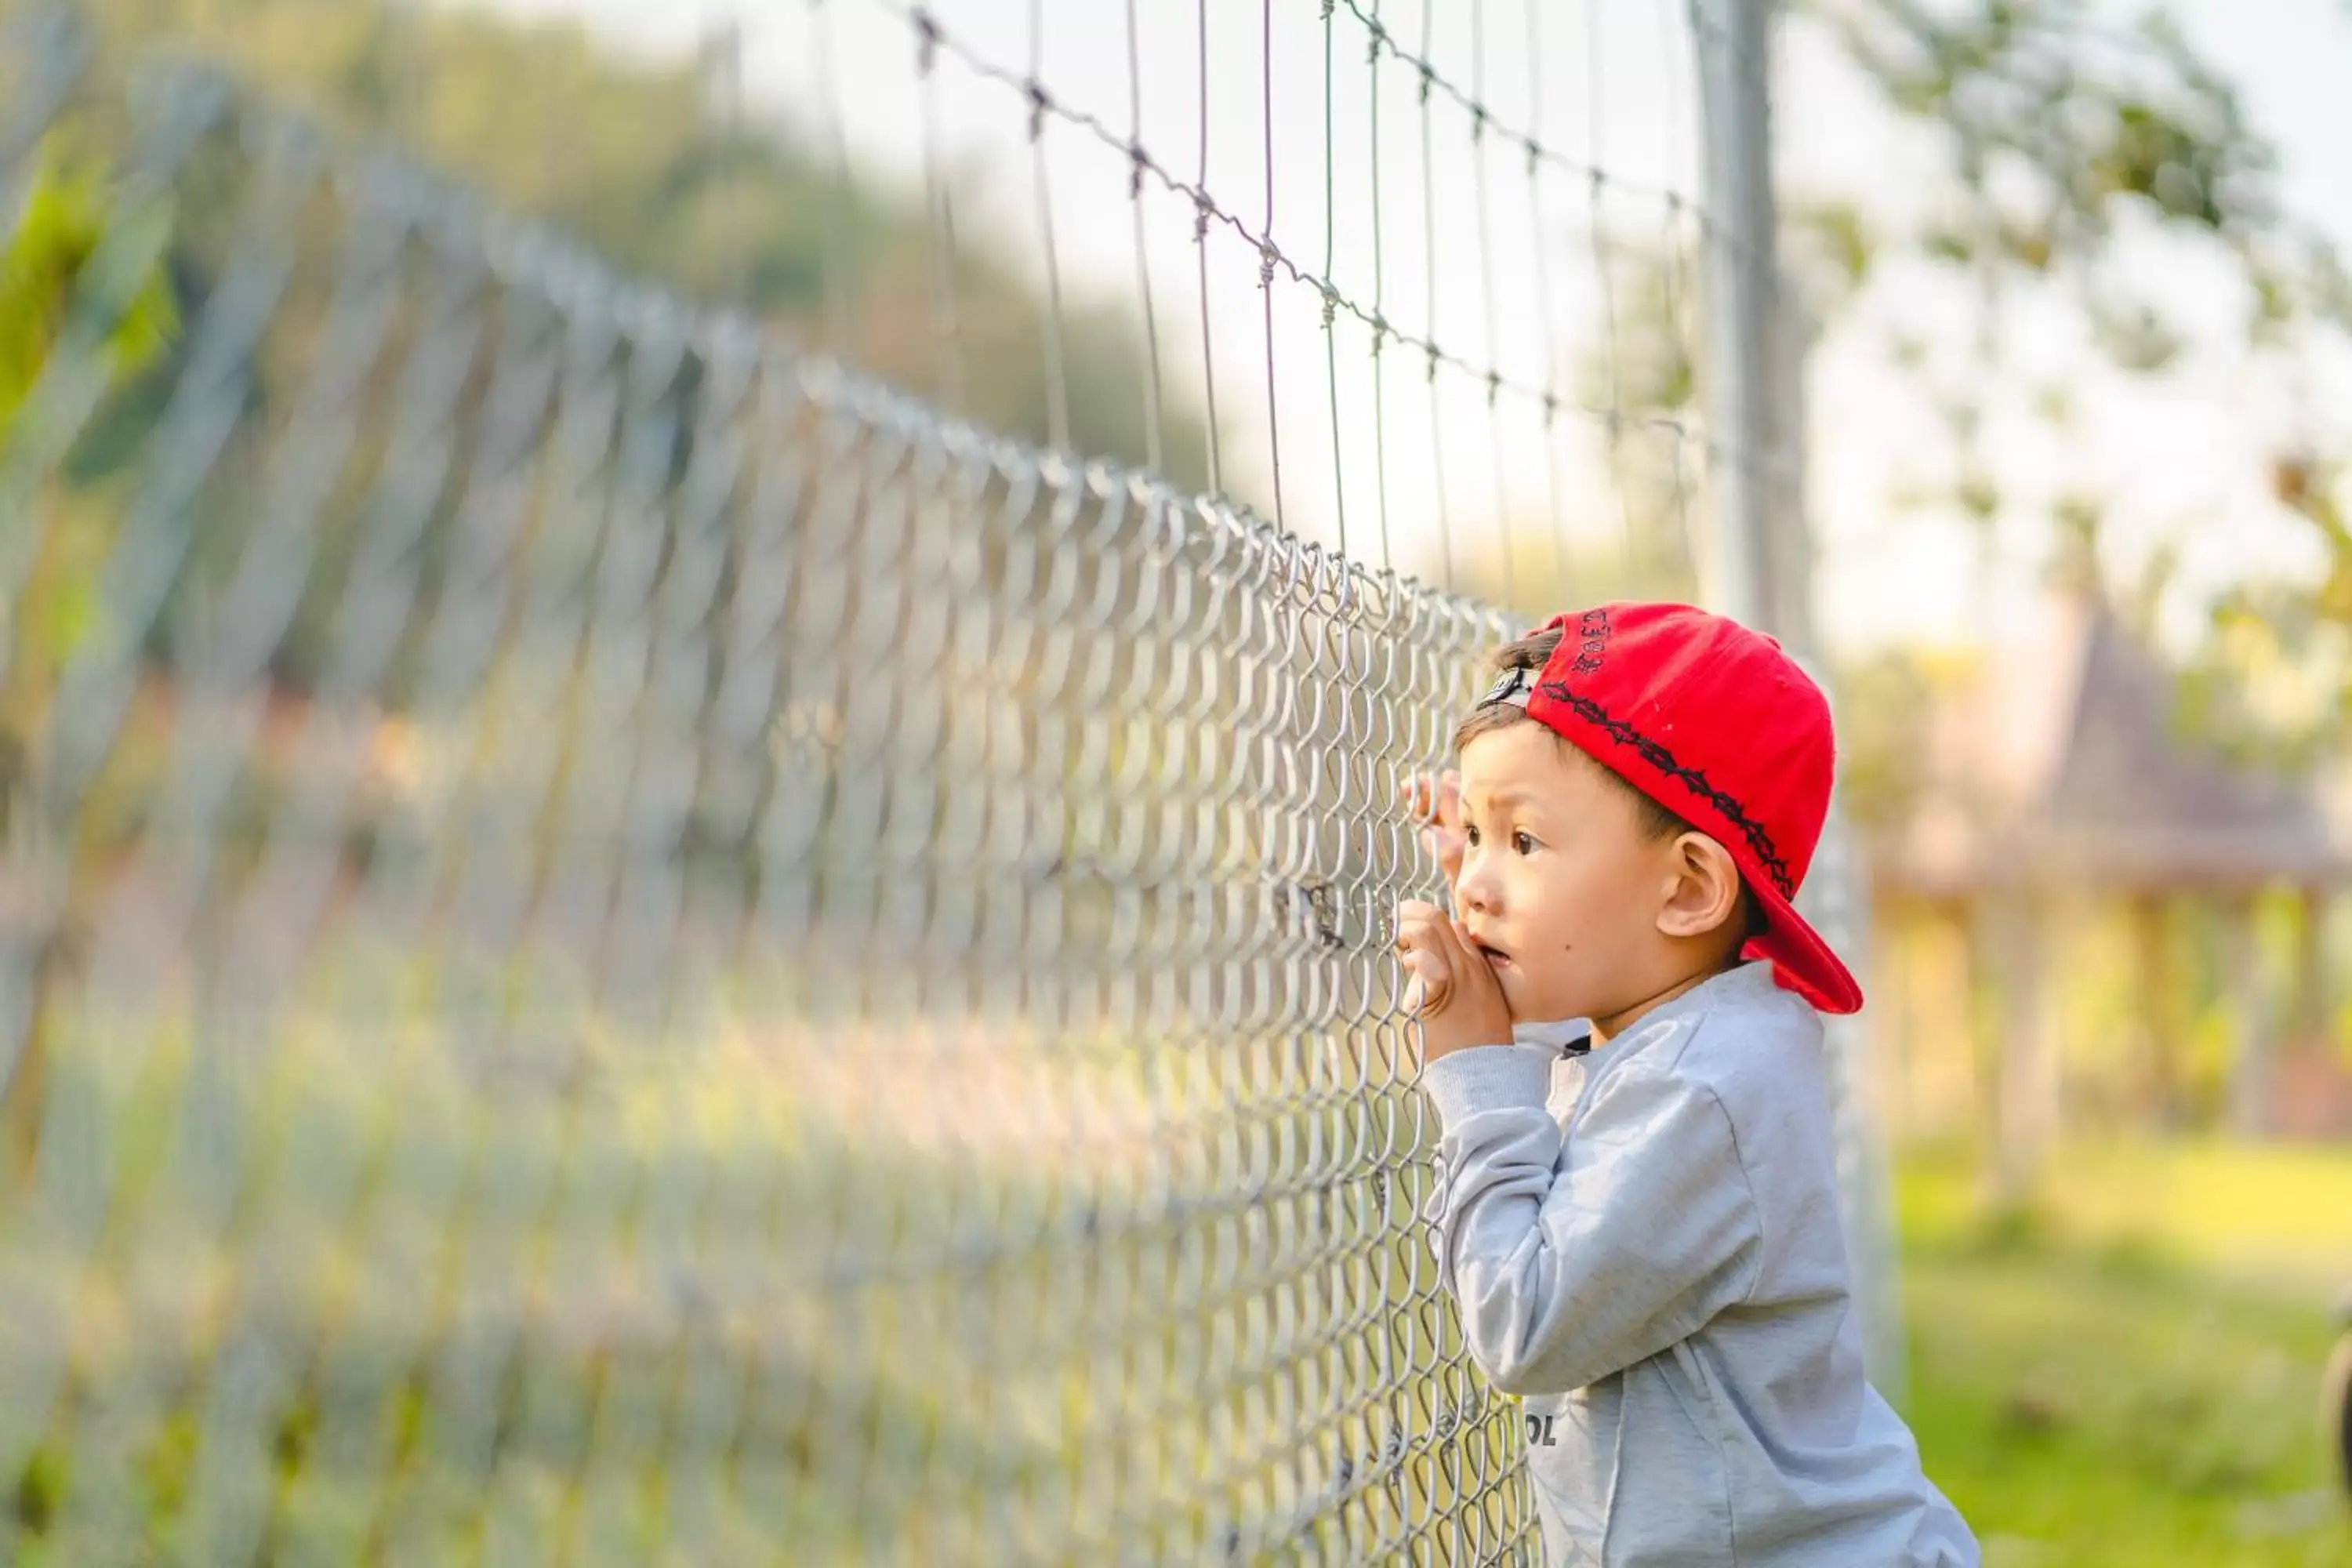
1538;680;1796;898
1567;607;1613;675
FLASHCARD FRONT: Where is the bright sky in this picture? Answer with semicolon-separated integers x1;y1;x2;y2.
478;0;2352;658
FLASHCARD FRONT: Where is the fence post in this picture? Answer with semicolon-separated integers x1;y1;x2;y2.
1693;0;1779;631
1693;0;1907;1410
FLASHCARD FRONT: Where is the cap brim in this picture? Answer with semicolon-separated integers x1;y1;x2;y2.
1740;876;1865;1016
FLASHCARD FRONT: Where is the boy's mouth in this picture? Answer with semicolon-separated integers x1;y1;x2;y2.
1475;942;1512;968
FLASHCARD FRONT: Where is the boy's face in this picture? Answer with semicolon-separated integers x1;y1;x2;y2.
1452;722;1688;1027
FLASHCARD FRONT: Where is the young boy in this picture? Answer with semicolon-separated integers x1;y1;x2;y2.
1394;603;1980;1566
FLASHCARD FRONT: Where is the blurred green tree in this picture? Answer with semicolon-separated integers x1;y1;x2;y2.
0;147;181;1174
0;147;180;812
1791;0;2352;764
62;0;1210;492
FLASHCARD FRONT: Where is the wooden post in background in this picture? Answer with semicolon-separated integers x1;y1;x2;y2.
2224;891;2278;1138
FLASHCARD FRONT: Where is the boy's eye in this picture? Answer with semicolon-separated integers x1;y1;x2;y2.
1512;830;1537;855
1463;825;1481;848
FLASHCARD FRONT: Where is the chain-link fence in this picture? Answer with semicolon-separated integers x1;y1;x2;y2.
0;1;1890;1561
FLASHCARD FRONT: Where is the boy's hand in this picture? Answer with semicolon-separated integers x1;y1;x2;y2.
1394;899;1512;1063
1401;771;1468;895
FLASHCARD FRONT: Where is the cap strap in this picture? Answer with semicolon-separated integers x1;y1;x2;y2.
1477;664;1535;710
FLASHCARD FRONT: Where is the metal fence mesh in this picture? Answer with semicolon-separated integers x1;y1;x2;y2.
0;2;1886;1562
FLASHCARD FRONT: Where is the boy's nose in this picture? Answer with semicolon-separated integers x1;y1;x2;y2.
1454;862;1500;915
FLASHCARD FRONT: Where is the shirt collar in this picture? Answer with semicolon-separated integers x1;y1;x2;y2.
1586;961;1777;1073
1511;963;1777;1067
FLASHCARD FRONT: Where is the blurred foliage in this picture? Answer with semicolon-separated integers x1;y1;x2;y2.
0;149;180;815
0;153;178;428
1825;643;1979;837
61;0;1210;492
0;0;1225;870
0;1;1226;1185
1796;0;2309;339
2185;456;2352;769
9;0;1214;720
1899;1144;2351;1564
1793;0;2352;765
0;135;183;1174
1445;527;1700;641
1434;233;1704;624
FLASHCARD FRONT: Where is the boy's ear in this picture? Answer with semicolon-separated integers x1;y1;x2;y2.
1657;832;1743;942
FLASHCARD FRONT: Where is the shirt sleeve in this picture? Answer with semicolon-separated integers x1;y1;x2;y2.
1417;1046;1763;1396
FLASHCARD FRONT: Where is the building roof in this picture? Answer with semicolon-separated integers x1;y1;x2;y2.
1880;595;2350;896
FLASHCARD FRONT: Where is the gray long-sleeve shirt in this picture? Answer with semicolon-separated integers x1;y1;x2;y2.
1418;962;1980;1566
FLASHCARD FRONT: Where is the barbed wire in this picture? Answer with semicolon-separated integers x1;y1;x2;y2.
895;1;1715;460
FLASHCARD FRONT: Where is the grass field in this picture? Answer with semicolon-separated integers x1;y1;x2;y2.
1896;1142;2352;1566
12;991;2352;1564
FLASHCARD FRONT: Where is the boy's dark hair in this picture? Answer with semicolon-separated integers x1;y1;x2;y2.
1454;627;1766;942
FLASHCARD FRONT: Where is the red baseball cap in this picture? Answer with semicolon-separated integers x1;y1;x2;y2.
1478;601;1864;1015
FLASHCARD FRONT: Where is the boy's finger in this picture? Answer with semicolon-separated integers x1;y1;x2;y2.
1448;919;1496;975
1396;898;1444;927
1399;953;1453;1015
1402;975;1439;1018
1402;775;1437;826
1393;910;1458;996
